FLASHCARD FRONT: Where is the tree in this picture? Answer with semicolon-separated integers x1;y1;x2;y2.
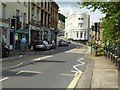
78;1;120;45
58;13;65;23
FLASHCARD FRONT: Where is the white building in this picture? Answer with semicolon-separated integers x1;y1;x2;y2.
65;11;90;41
58;19;65;36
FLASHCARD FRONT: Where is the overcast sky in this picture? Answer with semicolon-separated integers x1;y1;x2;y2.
54;1;106;23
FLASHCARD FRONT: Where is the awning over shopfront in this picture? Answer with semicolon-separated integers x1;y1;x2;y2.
15;29;29;34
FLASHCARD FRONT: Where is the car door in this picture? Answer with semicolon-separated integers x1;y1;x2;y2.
43;41;50;50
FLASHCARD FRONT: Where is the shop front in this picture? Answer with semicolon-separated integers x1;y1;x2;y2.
10;29;29;50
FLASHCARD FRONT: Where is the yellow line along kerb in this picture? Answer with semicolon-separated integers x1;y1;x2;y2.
67;72;82;90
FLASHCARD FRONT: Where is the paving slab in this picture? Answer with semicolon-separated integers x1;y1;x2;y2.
91;68;118;88
76;51;118;89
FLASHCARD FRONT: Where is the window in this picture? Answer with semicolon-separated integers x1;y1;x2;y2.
16;9;20;16
78;18;84;20
76;32;79;38
37;9;39;21
41;10;44;25
24;1;27;6
80;32;83;38
45;2;47;9
78;23;84;28
2;3;6;19
31;6;35;20
41;1;43;7
81;18;84;20
23;13;26;23
23;13;26;29
84;31;86;38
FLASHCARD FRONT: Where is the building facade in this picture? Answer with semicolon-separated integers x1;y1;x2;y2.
65;11;90;41
58;13;65;36
58;19;65;36
0;0;59;50
50;1;59;44
29;0;59;46
90;22;104;46
0;1;29;50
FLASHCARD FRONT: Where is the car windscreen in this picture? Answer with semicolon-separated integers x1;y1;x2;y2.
35;41;43;45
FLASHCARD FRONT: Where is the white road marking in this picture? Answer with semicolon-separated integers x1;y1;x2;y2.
16;70;41;74
31;55;53;61
77;58;85;65
0;77;9;82
2;55;53;70
19;55;23;57
64;49;75;53
61;73;75;77
16;62;24;66
73;58;85;73
67;57;85;89
1;55;23;61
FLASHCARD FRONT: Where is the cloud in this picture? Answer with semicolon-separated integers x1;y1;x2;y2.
57;2;82;16
59;6;81;17
56;1;105;22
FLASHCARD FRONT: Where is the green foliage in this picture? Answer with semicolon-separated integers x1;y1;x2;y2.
58;13;65;23
78;1;120;45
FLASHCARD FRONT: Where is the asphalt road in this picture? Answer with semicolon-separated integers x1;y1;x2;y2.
1;42;91;89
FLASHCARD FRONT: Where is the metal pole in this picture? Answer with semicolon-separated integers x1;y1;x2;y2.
28;1;31;49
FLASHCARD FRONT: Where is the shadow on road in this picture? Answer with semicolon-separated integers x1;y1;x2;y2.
2;70;39;77
35;60;66;63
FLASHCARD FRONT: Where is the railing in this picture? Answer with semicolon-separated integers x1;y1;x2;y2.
92;42;120;70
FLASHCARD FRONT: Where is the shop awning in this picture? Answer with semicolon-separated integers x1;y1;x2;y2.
15;29;29;34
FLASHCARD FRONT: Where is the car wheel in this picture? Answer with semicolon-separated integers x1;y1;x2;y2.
6;50;9;57
4;49;9;57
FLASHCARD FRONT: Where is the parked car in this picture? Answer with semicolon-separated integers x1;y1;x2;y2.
33;40;51;51
49;41;56;49
43;40;51;50
1;42;10;58
58;40;69;46
67;41;71;44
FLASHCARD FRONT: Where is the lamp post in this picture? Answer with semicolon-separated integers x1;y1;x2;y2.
28;1;31;49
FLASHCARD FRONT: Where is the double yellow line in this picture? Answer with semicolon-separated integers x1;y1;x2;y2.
67;72;82;90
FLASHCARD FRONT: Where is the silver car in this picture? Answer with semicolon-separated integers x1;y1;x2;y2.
33;41;50;50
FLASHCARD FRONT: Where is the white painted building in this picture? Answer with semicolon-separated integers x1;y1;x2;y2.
58;19;65;36
65;11;90;41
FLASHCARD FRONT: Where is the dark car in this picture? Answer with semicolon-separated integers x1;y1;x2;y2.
33;40;50;51
58;40;69;46
67;41;71;44
1;42;10;58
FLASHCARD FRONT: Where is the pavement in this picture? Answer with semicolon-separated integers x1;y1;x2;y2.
76;46;119;89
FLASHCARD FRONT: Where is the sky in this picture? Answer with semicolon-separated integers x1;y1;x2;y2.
54;1;106;24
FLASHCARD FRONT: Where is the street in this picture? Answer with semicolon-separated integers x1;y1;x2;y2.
1;42;92;88
0;1;120;90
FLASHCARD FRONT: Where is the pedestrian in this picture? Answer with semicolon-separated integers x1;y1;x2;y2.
21;36;27;52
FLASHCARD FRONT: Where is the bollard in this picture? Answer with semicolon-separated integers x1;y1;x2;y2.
117;58;120;70
115;56;118;66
